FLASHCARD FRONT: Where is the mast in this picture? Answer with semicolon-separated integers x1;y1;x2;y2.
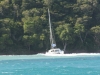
48;8;56;49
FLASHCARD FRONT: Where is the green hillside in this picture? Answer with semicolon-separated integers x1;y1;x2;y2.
0;0;100;54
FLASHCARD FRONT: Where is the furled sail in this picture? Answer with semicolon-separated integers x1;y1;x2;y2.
48;8;56;49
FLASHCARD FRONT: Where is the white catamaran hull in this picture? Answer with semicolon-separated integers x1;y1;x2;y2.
46;48;64;54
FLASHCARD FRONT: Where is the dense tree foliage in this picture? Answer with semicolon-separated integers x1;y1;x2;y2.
0;0;100;54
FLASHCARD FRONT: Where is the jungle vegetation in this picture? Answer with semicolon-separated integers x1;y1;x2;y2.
0;0;100;54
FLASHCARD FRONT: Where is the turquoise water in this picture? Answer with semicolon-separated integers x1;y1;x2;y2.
0;54;100;75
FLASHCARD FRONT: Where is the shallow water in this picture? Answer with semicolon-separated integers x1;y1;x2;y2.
0;53;100;75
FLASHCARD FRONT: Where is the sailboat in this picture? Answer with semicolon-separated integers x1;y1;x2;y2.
45;8;64;54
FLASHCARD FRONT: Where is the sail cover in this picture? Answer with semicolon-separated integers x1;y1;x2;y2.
51;44;56;47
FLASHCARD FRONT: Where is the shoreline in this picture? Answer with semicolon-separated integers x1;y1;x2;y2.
0;53;100;56
0;49;100;55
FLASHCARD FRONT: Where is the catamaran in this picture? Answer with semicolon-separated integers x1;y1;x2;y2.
45;8;64;54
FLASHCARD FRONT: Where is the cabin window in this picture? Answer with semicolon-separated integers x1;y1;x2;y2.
51;50;54;52
55;50;59;52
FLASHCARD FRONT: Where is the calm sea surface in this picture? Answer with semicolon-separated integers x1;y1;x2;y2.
0;54;100;75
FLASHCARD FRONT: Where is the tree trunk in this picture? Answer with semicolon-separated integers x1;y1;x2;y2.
63;42;67;51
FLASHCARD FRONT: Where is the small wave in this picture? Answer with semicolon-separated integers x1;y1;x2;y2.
41;53;100;56
2;72;14;74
